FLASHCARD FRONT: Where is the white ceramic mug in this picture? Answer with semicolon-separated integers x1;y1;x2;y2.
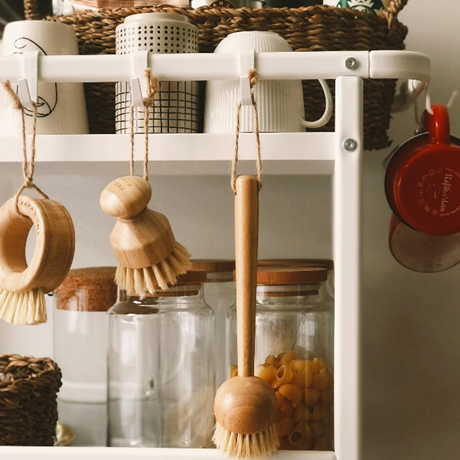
0;20;88;135
205;31;332;134
323;0;391;14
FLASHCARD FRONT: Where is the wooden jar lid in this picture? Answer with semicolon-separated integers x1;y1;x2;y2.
172;269;208;285
189;259;235;273
55;267;117;312
256;267;328;285
258;259;334;271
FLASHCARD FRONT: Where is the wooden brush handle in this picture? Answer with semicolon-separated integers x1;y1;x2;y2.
235;175;259;378
0;195;75;293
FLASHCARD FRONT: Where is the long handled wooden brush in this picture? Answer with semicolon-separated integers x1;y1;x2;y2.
213;175;279;458
100;175;190;294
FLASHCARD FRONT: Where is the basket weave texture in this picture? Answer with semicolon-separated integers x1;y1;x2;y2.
0;355;62;446
25;0;409;150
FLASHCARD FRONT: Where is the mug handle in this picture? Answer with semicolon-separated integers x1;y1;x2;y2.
423;103;451;145
300;79;333;129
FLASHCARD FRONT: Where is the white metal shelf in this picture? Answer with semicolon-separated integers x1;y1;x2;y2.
0;50;431;460
0;133;335;175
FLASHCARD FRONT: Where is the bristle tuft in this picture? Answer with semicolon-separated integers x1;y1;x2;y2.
114;241;191;295
213;422;279;458
0;288;47;325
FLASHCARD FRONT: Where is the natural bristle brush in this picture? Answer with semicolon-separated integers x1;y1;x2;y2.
213;176;278;458
100;69;190;295
100;175;190;294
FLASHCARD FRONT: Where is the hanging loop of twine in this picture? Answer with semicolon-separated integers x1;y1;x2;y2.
130;68;160;181
1;80;49;215
231;69;262;193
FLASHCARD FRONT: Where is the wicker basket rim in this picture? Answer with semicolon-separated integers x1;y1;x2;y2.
0;355;61;391
45;3;404;22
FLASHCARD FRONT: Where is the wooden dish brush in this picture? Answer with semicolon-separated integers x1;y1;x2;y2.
0;195;75;325
213;175;279;458
100;175;191;294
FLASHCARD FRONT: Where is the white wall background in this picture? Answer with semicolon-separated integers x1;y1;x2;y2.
0;1;459;459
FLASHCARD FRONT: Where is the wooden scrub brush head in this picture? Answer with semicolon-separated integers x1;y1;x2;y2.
100;176;190;294
0;81;75;325
100;69;190;295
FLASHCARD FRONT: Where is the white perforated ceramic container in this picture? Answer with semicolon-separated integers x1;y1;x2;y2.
115;13;199;134
204;31;307;133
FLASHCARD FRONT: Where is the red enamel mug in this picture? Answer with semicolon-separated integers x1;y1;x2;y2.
385;104;460;236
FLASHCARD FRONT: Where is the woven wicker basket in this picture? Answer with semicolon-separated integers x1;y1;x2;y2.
0;354;62;446
24;0;408;150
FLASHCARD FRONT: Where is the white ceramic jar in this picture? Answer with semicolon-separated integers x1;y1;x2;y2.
115;13;200;134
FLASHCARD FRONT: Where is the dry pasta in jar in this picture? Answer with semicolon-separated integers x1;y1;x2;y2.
227;267;334;451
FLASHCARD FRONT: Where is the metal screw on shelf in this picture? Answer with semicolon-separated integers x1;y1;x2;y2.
343;138;358;151
345;57;358;70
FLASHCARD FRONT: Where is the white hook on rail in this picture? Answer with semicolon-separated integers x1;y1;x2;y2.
392;79;426;114
17;50;39;111
238;48;255;107
130;50;150;108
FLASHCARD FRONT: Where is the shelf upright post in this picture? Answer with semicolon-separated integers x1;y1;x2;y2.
333;76;364;460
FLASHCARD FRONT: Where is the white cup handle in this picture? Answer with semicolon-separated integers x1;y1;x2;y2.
300;79;333;129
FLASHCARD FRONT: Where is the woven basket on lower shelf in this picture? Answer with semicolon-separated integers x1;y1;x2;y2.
0;355;62;446
24;0;409;150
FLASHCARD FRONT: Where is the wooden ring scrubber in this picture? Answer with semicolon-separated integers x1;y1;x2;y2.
0;80;75;325
0;196;75;325
100;69;190;295
213;176;278;458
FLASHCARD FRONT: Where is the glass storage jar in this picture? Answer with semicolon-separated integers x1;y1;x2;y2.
108;270;215;448
189;259;235;388
227;267;333;451
54;267;117;447
54;267;117;402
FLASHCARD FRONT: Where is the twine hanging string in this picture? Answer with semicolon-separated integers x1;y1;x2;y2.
1;80;49;214
231;69;262;193
130;69;160;181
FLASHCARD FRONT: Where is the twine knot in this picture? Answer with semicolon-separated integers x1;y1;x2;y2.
248;69;259;87
23;177;33;188
143;68;160;108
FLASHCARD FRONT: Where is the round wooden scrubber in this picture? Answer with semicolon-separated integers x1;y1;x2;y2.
0;195;75;325
100;176;191;294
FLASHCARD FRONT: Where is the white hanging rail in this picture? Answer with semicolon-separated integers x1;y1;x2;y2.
0;50;431;82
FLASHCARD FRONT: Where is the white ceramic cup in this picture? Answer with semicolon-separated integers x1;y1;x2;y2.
322;0;391;14
0;20;89;135
204;31;332;134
